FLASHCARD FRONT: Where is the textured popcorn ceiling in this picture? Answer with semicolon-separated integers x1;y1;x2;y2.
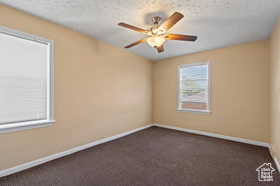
1;0;280;60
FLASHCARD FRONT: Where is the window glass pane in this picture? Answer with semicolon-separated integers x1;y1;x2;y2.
179;64;209;111
181;65;208;80
0;32;48;124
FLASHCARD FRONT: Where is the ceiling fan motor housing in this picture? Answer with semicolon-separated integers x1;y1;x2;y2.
152;16;162;25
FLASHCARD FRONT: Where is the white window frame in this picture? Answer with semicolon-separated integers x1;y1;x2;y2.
177;62;211;113
0;26;55;133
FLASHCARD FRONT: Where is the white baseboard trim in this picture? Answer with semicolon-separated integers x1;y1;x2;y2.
153;124;270;148
269;148;280;172
272;156;280;172
0;124;153;178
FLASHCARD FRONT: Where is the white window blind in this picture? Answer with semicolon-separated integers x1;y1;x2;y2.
0;27;54;132
177;63;210;112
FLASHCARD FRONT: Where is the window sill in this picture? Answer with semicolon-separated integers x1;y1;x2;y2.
0;120;55;134
176;109;211;113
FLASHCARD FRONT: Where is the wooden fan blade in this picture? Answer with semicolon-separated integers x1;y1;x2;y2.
159;12;184;31
165;34;197;41
156;45;164;53
124;39;146;48
118;22;147;33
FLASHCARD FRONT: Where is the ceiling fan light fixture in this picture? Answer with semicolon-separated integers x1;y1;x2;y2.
146;36;166;47
118;12;197;53
151;27;166;35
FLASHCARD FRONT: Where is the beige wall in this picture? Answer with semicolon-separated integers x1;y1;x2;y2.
153;40;270;142
0;5;152;170
270;17;280;161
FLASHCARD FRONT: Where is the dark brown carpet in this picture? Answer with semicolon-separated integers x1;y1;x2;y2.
0;126;279;186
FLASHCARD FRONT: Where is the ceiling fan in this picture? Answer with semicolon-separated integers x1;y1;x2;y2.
118;12;197;53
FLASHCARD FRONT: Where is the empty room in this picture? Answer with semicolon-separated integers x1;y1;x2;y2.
0;1;280;185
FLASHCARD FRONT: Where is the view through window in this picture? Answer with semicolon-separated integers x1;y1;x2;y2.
178;63;210;112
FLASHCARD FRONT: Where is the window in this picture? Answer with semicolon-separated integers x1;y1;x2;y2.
0;27;54;133
177;62;210;112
